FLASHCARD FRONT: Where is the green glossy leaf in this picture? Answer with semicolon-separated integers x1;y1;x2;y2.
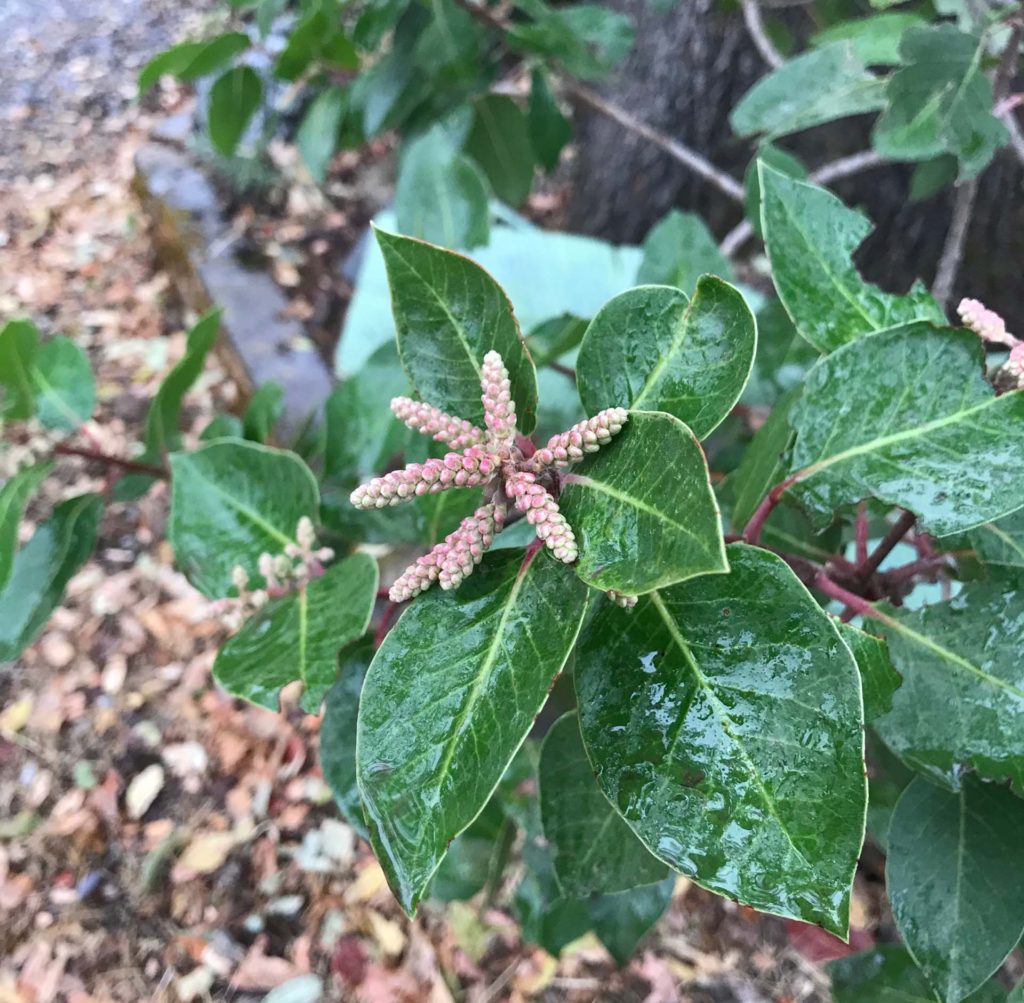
559;410;728;595
887;776;1024;1003
586;877;675;966
741;298;819;409
357;549;589;913
320;637;373;838
874;571;1024;789
830;946;1005;1003
464;96;535;208
743;145;806;239
394;126;490;249
0;495;102;663
375;229;538;434
874;25;1008;178
839;623;901;723
760;165;943;353
730;42;887;139
577;281;755;439
540;712;667;897
214;555;376;713
243;381;284;443
575;543;866;935
168;440;319;599
411;0;481;86
115;310;221;500
528;68;571;172
200;413;244;441
275;9;358;80
0;319;39;420
208;67;263;156
788;326;1024;537
636;211;733;294
0;463;52;591
811;12;924;64
32;335;95;431
139;32;250;94
969;510;1024;570
514;839;592;955
728;387;799;531
296;86;347;182
526;314;587;369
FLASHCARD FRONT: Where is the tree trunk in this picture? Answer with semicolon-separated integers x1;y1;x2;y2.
568;1;1024;325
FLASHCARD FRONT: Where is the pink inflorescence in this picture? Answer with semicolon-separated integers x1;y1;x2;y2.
347;350;630;602
958;297;1024;391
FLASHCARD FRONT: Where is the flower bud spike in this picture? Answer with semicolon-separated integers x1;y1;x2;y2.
388;551;442;603
958;298;1018;348
529;408;629;469
350;446;498;509
606;590;638;609
481;350;517;448
505;471;578;563
438;503;505;590
390;396;486;450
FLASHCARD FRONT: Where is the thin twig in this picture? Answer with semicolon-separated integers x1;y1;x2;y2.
855;504;868;566
741;0;784;69
54;443;168;479
1001;110;1024;166
566;82;745;202
856;510;917;581
547;360;576;381
994;21;1024;166
813;572;889;624
740;472;801;545
932;177;979;308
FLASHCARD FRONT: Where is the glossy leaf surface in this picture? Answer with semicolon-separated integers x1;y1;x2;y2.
169;440;319;598
830;946;1005;1003
357;549;589;913
0;463;52;592
969;511;1024;570
576;544;866;935
811;12;924;64
788;326;1024;536
731;43;886;139
559;411;728;595
540;712;667;897
636;211;733;294
376;229;538;434
576;279;756;439
0;495;102;663
213;555;377;713
760;166;942;353
32;335;95;431
887;776;1024;1003
874;572;1024;789
585;877;675;966
839;623;901;724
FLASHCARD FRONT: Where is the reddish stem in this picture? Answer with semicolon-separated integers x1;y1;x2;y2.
547;360;576;381
855;504;869;566
373;601;401;648
813;572;891;625
517;537;543;580
741;472;801;545
856;510;916;580
54;443;167;479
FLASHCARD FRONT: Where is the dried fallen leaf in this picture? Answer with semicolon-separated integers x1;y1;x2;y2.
366;911;406;960
125;764;165;820
173;832;238;878
0;698;33;734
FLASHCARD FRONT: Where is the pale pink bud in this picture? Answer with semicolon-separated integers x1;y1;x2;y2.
438;503;506;590
258;552;278;589
481;351;517;448
958;298;1018;348
296;516;316;551
530;408;629;469
995;343;1024;392
389;549;443;603
350;447;498;509
390;397;486;450
505;471;577;563
606;590;638;609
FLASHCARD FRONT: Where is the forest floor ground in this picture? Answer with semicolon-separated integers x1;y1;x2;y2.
1;2;856;1000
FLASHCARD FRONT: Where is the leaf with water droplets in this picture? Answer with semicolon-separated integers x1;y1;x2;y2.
575;543;866;935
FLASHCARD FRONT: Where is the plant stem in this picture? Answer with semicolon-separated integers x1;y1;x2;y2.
855;503;869;566
813;571;890;625
740;472;801;545
856;510;916;580
373;601;401;648
932;177;979;308
741;0;784;69
547;360;576;381
54;443;167;479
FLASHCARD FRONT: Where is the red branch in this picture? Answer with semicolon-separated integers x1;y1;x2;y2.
54;443;167;479
741;473;801;545
855;510;917;580
813;572;892;625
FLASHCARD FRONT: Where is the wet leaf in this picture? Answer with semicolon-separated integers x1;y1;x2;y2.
576;278;755;439
636;211;733;294
759;165;943;353
376;229;539;434
788;326;1024;537
585;877;675;966
969;510;1024;570
168;440;319;598
214;555;377;712
575;544;866;935
887;776;1024;1002
540;712;667;897
839;623;901;723
559;410;728;595
874;571;1024;789
357;549;589;913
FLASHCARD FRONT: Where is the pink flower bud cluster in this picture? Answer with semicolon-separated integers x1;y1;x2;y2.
958;298;1016;347
529;408;629;469
506;470;578;564
389;503;505;601
350;350;630;601
995;343;1024;393
481;350;517;448
606;589;638;609
350;447;497;508
391;397;485;450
